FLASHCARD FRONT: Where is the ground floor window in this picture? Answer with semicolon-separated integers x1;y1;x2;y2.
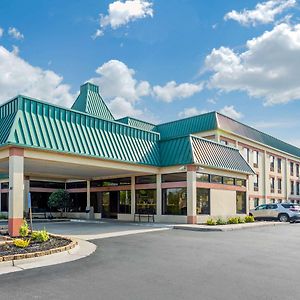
90;192;101;213
162;188;187;215
136;189;156;214
119;191;131;214
31;192;52;212
197;188;210;214
69;193;87;212
236;191;246;214
253;198;259;208
0;193;8;212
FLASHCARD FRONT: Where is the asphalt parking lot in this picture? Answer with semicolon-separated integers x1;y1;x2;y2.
0;222;299;300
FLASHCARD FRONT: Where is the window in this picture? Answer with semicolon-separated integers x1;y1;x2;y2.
236;178;246;187
0;193;8;211
255;204;267;210
135;175;156;184
253;198;259;207
69;193;87;212
297;164;299;177
1;182;8;189
277;158;282;173
270;156;275;171
277;199;282;203
291;181;295;195
254;174;259;191
243;148;250;162
162;173;186;183
290;162;294;176
267;203;277;208
211;175;223;184
30;181;65;189
253;151;259;168
196;173;210;182
270;177;275;193
223;177;234;185
270;199;276;204
66;181;87;189
135;189;156;214
236;191;246;214
162;188;187;215
297;182;300;196
119;191;131;214
91;177;131;187
278;178;282;193
220;140;228;145
197;188;210;214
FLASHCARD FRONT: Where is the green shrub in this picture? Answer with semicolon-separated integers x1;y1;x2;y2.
19;219;29;237
13;238;30;248
0;213;7;220
31;229;49;243
238;217;245;224
206;218;217;225
227;217;239;224
244;215;255;223
48;189;71;217
216;218;227;225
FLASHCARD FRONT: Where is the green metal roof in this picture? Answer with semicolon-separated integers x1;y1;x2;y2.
155;112;218;140
217;113;300;158
0;96;160;166
117;117;157;132
71;82;115;121
159;135;254;174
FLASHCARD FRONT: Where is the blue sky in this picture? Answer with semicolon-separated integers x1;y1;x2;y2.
0;0;300;145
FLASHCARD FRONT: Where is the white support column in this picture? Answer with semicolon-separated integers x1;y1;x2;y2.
263;151;268;204
131;176;135;216
23;177;30;214
187;165;197;224
156;174;162;216
285;158;289;202
86;180;91;208
8;148;24;237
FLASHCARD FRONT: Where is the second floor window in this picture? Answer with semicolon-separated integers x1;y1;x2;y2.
270;177;275;193
291;181;295;195
254;174;259;191
278;178;282;192
297;164;299;177
243;148;249;162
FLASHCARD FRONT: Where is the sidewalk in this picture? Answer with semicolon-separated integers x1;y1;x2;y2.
174;221;288;232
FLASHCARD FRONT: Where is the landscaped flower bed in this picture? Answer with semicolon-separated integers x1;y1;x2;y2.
0;220;77;261
206;215;255;226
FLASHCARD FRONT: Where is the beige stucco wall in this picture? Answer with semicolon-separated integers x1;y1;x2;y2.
210;189;236;217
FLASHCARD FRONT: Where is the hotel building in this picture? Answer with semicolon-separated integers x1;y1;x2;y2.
0;82;297;235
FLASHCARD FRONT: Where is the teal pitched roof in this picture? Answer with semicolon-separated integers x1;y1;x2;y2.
155;112;218;140
71;82;115;121
0;96;160;166
117;117;156;132
159;135;254;174
217;113;300;158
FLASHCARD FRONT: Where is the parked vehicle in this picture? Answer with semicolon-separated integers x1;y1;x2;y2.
249;203;300;222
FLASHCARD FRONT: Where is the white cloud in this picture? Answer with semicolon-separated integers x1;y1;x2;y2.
89;59;151;118
8;27;24;40
179;107;209;118
0;28;3;38
224;0;296;26
94;0;153;37
91;29;104;40
0;45;74;106
219;105;243;119
153;81;203;103
205;23;300;105
12;45;19;56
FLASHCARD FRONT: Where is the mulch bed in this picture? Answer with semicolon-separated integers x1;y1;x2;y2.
0;236;70;257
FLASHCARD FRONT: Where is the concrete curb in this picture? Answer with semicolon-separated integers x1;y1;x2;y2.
173;221;288;232
0;239;97;275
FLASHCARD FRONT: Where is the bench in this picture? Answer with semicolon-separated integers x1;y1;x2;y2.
134;208;155;223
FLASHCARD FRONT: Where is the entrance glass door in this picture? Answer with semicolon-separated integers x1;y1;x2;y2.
101;191;119;219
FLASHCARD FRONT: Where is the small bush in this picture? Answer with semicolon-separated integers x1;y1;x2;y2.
13;238;30;248
238;217;245;224
216;218;227;225
19;219;29;237
0;213;7;220
206;218;217;225
31;229;49;243
227;217;239;224
244;215;255;223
